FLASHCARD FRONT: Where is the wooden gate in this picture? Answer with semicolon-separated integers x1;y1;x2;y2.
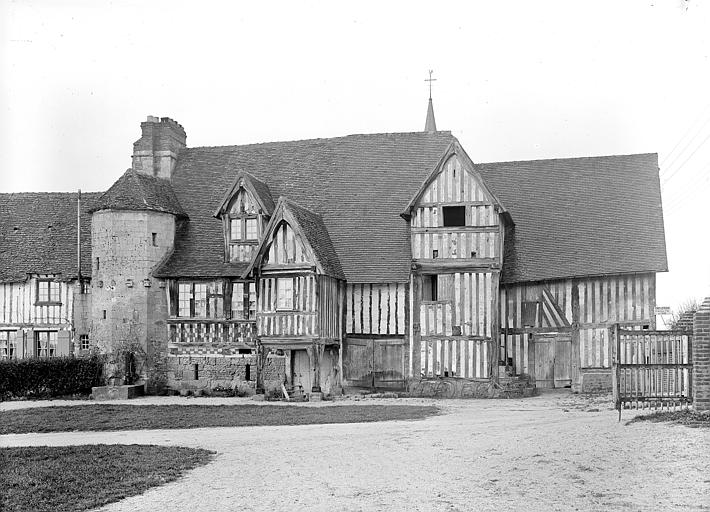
343;337;406;389
612;326;693;414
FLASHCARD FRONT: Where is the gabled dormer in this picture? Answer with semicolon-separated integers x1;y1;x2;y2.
402;140;509;267
214;172;276;263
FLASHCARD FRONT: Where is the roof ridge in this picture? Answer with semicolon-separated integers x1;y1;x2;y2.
477;152;658;166
186;130;454;151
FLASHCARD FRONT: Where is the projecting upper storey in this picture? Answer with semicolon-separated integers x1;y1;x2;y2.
145;129;667;284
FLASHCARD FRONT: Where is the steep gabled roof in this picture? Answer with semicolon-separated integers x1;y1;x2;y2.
0;192;101;282
213;171;276;218
89;169;187;217
477;153;668;283
244;197;345;279
401;139;507;218
154;131;455;281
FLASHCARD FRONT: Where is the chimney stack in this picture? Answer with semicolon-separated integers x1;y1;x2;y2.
132;116;187;179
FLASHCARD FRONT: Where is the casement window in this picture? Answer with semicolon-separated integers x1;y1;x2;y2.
79;334;90;351
35;331;58;357
231;282;256;320
277;278;294;310
229;217;259;242
177;281;224;318
0;331;17;359
37;279;60;304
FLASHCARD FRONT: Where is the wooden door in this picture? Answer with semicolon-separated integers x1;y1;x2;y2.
533;335;555;388
292;350;312;392
373;339;406;389
531;333;572;388
343;338;373;387
553;334;572;388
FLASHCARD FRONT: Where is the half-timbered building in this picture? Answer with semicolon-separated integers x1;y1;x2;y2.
0;192;96;359
0;106;667;396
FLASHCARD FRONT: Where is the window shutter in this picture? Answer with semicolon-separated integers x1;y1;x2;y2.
57;331;71;356
224;279;233;319
24;329;34;358
169;280;179;317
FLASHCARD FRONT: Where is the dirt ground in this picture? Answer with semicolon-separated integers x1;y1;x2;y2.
2;391;709;512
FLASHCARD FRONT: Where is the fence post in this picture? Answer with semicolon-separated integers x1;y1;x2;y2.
692;298;710;413
612;324;621;421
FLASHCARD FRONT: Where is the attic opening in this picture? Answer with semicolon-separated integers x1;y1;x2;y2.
442;206;465;226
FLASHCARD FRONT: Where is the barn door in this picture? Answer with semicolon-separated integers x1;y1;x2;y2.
373;339;406;389
531;333;572;389
343;338;373;387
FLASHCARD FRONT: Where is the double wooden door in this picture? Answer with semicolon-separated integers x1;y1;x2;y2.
343;337;406;389
531;333;572;388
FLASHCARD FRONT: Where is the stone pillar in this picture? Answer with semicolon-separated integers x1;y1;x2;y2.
693;297;710;413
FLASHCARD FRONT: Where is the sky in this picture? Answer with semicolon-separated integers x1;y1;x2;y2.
1;0;709;316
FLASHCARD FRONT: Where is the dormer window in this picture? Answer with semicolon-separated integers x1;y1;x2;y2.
215;173;275;263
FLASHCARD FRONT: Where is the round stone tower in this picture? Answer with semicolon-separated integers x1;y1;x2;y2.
89;117;186;389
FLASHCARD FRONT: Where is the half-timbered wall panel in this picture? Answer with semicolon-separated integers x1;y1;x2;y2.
346;283;406;335
264;222;313;266
318;276;341;340
499;273;656;371
411;230;500;259
420;272;494;338
0;277;74;326
410;155;502;261
258;274;317;337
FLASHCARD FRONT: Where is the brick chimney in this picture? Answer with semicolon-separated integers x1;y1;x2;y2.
132;116;187;179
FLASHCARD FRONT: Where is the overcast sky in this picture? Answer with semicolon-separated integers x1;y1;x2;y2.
1;0;708;314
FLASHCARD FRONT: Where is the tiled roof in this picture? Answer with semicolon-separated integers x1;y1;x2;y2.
0;192;101;282
477;153;668;283
89;169;187;217
155;132;455;281
152;131;666;284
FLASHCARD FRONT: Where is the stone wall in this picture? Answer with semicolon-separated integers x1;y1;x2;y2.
166;354;286;394
579;368;613;394
91;210;175;389
693;298;710;412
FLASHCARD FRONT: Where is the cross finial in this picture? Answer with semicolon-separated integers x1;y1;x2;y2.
425;70;437;100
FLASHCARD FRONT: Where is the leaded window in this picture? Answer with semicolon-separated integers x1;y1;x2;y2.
0;331;16;359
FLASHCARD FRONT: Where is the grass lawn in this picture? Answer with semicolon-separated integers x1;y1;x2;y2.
627;409;710;428
0;444;214;512
0;404;438;434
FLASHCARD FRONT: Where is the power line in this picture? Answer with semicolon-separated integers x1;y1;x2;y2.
660;103;710;170
661;131;710;186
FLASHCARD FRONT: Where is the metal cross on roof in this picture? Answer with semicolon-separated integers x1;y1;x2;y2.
425;70;437;99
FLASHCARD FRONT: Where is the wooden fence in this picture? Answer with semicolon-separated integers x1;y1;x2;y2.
613;326;692;414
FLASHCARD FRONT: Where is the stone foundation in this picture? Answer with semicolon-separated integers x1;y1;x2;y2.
166;354;286;394
579;368;612;393
408;377;534;399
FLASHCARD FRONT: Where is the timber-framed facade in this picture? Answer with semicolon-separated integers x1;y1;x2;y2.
0;108;668;396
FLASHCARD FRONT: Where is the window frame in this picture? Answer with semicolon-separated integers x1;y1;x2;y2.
231;281;256;320
0;331;17;359
79;334;90;351
176;281;225;319
35;331;58;358
276;278;294;311
36;279;61;305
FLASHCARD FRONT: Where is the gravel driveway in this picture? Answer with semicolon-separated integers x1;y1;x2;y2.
2;391;708;511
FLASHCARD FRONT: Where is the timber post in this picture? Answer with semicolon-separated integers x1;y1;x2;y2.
411;273;422;382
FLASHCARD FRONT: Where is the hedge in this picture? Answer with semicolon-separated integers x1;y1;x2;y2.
0;355;104;400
